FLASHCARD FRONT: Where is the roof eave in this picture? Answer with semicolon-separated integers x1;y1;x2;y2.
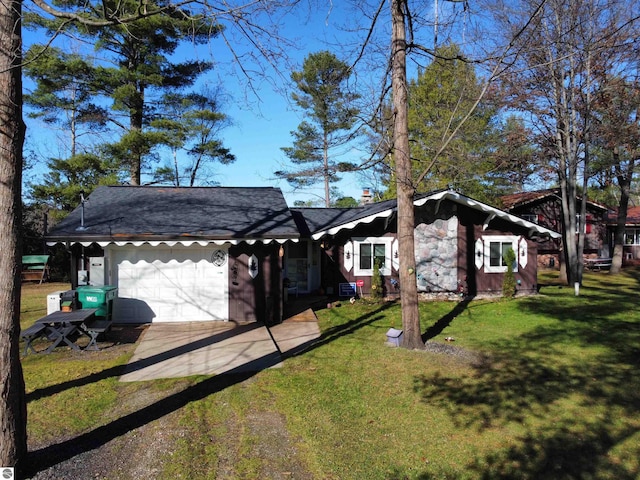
45;234;300;247
310;208;395;240
428;191;562;239
311;190;561;240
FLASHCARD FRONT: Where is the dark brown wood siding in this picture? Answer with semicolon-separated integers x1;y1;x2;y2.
228;243;282;324
321;220;400;298
335;232;400;298
457;206;538;295
319;200;542;297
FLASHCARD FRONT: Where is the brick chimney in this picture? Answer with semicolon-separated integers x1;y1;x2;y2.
360;188;373;205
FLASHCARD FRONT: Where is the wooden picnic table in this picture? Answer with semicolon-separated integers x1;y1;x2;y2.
33;308;99;354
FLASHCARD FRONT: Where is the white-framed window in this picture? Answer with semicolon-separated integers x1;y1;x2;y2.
521;214;538;224
483;235;519;273
624;228;640;245
353;237;393;276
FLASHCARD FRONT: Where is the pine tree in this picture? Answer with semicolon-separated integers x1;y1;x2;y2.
151;90;235;187
26;0;219;185
407;44;498;201
276;51;360;207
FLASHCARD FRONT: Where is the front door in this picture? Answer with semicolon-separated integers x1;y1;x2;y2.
286;241;320;294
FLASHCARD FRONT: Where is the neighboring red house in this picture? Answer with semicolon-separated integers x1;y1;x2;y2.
500;189;610;268
607;206;640;264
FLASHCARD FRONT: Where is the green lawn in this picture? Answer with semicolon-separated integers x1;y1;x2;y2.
20;271;640;479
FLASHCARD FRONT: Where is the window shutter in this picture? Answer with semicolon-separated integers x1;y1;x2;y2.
475;238;484;270
344;241;353;272
392;239;399;271
518;237;528;269
586;214;593;234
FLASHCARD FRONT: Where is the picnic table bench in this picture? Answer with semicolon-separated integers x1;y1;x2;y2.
585;258;612;271
82;318;112;351
20;322;47;355
21;255;50;284
19;308;106;355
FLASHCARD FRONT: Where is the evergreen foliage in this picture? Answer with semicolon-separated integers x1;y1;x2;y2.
371;44;540;204
29;153;121;219
276;51;360;206
502;248;517;299
23;46;106;140
150;91;236;186
406;44;498;201
332;196;359;208
24;0;222;186
371;260;384;301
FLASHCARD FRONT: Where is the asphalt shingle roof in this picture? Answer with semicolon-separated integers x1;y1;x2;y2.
499;189;561;209
294;190;560;240
46;186;300;242
500;188;608;212
292;198;399;236
607;206;640;225
626;206;640;224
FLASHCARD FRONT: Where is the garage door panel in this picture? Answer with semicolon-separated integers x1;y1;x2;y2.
134;286;161;299
118;264;138;282
158;261;186;280
110;245;228;323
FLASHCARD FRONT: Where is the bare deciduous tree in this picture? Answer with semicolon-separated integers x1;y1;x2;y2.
490;0;640;285
382;0;542;348
0;0;28;469
391;0;423;349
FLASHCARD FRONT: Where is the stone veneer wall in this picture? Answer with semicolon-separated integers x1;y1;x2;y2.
414;216;458;292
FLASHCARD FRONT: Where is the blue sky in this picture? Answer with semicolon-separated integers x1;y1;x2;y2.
209;75;368;206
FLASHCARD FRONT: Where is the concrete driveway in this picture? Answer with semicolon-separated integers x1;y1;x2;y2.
120;312;321;382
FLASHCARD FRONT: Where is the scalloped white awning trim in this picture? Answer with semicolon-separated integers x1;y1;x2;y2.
311;190;561;240
421;191;561;239
46;238;299;247
311;209;394;240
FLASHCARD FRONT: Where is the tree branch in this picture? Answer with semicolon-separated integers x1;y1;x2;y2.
415;0;549;186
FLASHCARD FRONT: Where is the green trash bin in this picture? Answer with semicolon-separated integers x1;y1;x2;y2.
76;285;118;320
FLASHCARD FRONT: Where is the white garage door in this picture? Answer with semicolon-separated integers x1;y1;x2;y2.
110;245;229;323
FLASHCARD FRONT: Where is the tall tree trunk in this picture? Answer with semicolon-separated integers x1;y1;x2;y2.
0;0;28;470
560;168;579;286
173;148;181;187
610;151;633;274
391;0;423;350
129;86;145;185
577;44;594;283
578;171;587;281
556;84;580;285
323;131;330;207
611;177;630;274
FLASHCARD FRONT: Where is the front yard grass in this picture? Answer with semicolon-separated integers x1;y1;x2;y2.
20;270;640;479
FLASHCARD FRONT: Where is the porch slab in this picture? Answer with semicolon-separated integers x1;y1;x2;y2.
120;313;320;382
